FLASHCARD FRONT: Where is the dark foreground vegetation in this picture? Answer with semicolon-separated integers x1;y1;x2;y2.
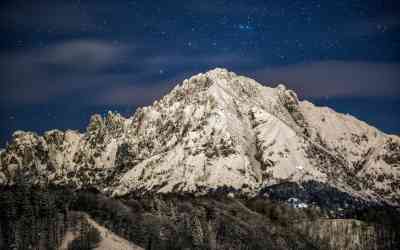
0;183;399;249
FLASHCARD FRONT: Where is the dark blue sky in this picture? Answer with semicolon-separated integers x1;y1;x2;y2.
0;0;399;146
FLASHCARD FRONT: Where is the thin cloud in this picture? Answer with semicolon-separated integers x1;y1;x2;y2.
249;61;400;98
92;72;193;106
2;39;127;71
94;83;171;106
0;40;129;104
40;40;127;71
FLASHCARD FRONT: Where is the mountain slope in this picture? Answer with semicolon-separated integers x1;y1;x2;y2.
0;68;399;206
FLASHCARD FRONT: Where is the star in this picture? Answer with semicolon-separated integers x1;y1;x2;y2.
377;24;387;32
238;24;254;31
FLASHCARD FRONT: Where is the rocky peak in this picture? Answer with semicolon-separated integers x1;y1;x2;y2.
44;130;65;147
87;114;104;134
0;69;399;205
105;111;126;137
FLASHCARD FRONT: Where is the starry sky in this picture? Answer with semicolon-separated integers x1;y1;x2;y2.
0;0;399;146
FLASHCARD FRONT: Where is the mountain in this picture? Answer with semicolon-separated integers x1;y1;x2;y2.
1;68;399;204
0;68;399;249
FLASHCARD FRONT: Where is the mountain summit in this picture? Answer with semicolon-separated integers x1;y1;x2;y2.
1;68;399;205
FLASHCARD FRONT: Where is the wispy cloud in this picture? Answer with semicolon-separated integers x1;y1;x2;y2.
93;81;174;106
248;61;400;98
0;39;129;104
39;40;127;71
2;39;127;71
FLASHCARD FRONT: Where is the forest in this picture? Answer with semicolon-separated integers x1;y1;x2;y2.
1;179;399;249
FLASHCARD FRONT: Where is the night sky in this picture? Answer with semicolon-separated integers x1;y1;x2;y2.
0;0;399;146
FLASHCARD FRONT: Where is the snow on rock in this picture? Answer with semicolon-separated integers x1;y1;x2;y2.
86;215;143;250
0;68;399;205
288;197;309;208
59;213;143;250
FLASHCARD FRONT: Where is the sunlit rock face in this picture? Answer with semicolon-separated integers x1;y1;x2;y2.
0;68;399;205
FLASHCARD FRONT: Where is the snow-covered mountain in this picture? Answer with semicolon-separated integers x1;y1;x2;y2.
1;68;399;205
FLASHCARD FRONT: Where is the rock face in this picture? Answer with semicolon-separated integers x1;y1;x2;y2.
0;68;399;206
